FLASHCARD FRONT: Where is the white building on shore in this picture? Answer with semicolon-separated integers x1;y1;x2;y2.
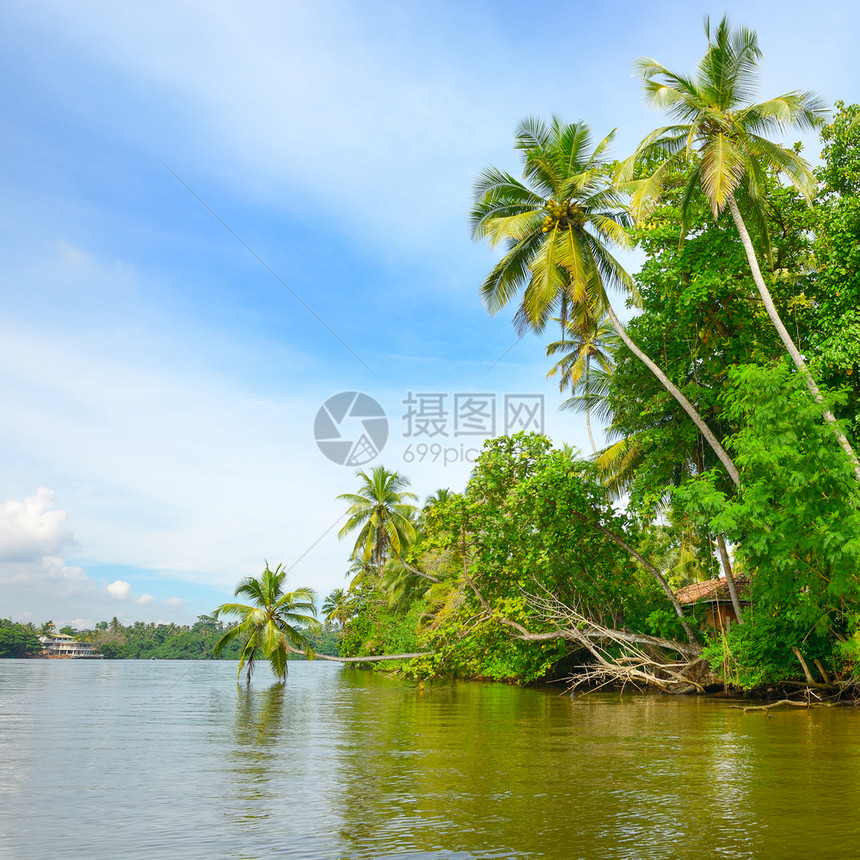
38;633;103;659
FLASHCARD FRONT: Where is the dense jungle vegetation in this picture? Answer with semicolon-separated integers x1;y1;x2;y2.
0;616;339;661
324;21;860;696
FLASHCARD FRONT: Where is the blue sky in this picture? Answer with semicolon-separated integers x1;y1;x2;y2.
2;0;858;628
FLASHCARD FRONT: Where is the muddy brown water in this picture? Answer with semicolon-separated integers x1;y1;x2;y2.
1;660;858;858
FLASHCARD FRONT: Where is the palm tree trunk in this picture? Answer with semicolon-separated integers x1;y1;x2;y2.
585;407;597;455
584;356;598;455
568;510;699;647
603;304;740;486
715;533;743;624
727;196;860;485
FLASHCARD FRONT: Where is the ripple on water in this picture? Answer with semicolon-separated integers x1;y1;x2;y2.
1;662;859;859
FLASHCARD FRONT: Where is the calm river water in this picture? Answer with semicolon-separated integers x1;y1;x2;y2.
1;660;859;859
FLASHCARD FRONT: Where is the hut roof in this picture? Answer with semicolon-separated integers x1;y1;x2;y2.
675;574;750;606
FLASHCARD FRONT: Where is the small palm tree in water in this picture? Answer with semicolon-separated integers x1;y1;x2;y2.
213;563;319;684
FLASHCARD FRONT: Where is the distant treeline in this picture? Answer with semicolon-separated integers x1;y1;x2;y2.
0;616;340;660
0;619;41;657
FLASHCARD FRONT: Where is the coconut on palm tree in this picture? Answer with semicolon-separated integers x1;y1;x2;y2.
622;15;859;482
470;116;740;484
213;563;319;684
337;466;418;572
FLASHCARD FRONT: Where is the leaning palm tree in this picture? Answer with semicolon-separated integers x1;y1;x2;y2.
546;307;619;454
337;466;418;572
213;563;319;684
623;15;859;483
471;116;740;484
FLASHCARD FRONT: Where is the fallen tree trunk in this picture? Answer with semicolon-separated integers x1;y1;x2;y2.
456;572;706;691
732;699;842;713
526;596;708;693
287;645;427;663
497;618;701;659
792;646;816;685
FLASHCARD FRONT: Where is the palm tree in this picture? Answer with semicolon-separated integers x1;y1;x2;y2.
213;563;319;684
624;15;860;483
546;307;618;454
344;556;373;588
471;116;740;485
322;588;350;625
422;488;452;514
337;466;418;571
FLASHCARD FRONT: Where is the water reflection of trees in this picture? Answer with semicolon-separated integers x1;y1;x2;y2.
330;671;567;858
216;668;346;859
209;670;860;860
233;684;286;751
226;685;287;829
331;679;860;860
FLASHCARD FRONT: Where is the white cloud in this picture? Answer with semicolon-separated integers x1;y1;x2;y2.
163;597;183;608
0;488;73;562
0;491;183;624
106;580;131;599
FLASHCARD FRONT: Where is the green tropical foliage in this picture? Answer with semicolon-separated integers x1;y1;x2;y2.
546;307;618;453
338;83;860;692
471;113;740;483
810;101;860;439
624;14;860;481
470;116;632;330
337;466;418;570
214;563;319;684
322;588;345;623
623;15;824;224
0;620;42;657
337;435;697;681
